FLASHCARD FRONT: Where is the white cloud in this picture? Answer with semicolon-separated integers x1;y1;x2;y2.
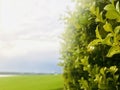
0;0;75;72
0;40;60;59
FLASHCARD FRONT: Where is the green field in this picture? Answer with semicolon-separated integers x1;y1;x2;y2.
0;75;63;90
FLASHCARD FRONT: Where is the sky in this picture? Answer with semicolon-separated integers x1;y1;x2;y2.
0;0;74;73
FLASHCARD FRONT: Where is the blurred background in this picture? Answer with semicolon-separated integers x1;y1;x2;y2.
0;0;74;73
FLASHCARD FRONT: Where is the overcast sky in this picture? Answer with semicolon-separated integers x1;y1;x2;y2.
0;0;74;73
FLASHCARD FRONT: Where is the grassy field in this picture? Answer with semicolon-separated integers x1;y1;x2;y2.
0;74;63;90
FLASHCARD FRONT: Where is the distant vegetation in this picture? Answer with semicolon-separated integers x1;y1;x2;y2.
0;72;58;75
0;75;63;90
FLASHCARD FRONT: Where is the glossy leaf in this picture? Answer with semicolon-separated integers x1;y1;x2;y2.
105;10;120;19
104;4;115;11
87;39;101;52
114;26;120;34
106;46;120;57
104;3;120;20
103;33;113;46
103;22;113;32
116;1;120;12
100;67;107;75
95;26;102;39
109;66;118;74
90;2;96;15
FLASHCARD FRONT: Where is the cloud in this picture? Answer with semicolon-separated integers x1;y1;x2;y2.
0;0;74;72
0;40;60;59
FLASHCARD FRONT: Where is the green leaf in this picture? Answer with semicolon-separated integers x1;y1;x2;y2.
109;66;118;74
111;0;114;5
90;2;96;15
96;7;100;16
114;75;119;81
100;67;107;75
104;3;120;20
116;18;120;22
114;26;120;34
81;56;89;65
106;10;120;19
99;84;108;89
104;4;115;11
79;77;89;90
103;22;113;32
87;39;101;51
116;1;120;12
83;64;90;71
103;33;113;46
95;26;102;39
106;46;120;57
94;6;104;22
94;74;100;82
100;12;104;22
88;39;102;46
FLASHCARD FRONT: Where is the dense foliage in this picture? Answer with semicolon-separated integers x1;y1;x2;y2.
60;0;120;90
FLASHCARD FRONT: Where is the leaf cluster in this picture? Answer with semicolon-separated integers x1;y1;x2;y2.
60;0;120;90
